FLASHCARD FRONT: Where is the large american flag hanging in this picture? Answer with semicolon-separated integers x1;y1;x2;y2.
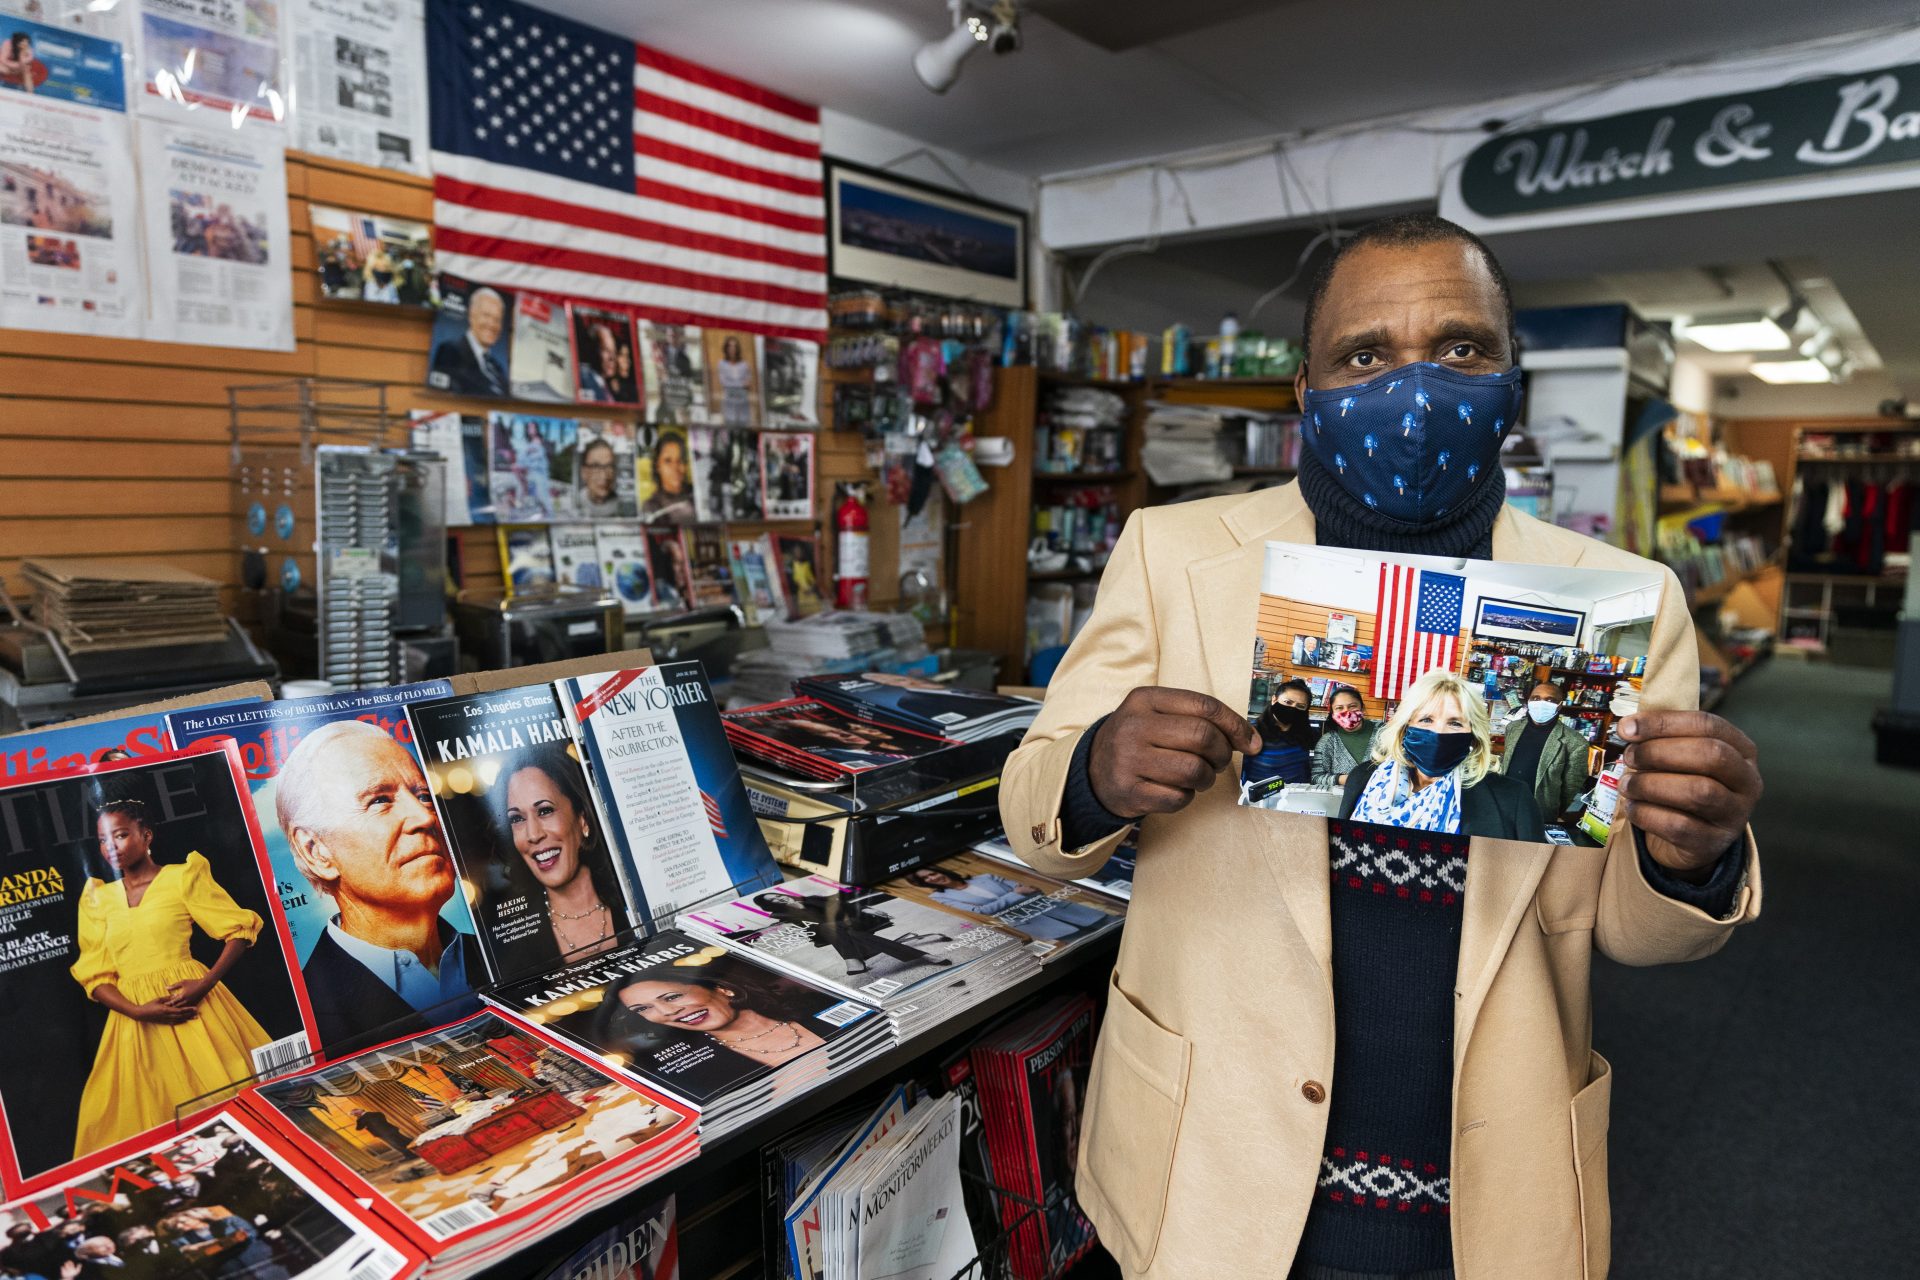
427;0;828;340
1370;565;1466;701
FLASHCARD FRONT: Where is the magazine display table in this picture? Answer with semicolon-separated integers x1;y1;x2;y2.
411;1092;586;1174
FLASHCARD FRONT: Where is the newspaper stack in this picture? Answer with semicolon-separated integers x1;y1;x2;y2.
875;850;1125;965
760;610;928;663
488;933;894;1140
25;557;227;651
1139;402;1236;486
679;874;1042;1042
779;1088;975;1280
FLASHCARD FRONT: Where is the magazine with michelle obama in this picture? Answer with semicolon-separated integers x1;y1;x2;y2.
0;660;807;1241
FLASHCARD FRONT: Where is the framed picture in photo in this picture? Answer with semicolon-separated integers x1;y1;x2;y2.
825;158;1027;308
1473;597;1587;645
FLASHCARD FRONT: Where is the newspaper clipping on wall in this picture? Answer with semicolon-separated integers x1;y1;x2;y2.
0;87;145;336
290;0;427;172
137;114;294;349
133;0;285;120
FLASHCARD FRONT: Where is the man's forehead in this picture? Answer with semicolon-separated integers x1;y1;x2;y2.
319;732;422;782
1322;242;1502;315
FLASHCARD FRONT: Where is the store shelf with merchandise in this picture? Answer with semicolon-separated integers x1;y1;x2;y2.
1651;413;1791;705
1769;422;1918;663
957;369;1301;686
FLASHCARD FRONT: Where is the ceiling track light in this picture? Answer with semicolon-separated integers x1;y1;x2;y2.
914;0;1020;94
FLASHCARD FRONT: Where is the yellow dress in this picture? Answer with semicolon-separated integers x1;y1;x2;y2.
69;851;270;1158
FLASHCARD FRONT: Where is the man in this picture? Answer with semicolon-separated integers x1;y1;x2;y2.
350;1108;415;1161
276;720;481;1057
428;286;508;396
1501;680;1595;823
1001;213;1762;1280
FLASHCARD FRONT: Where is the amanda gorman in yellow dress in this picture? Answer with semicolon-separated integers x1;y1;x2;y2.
69;799;271;1158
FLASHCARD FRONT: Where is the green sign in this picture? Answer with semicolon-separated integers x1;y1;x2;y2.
1458;61;1920;218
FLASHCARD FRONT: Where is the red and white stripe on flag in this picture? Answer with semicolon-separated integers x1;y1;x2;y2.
701;790;728;839
1370;563;1458;702
432;35;827;341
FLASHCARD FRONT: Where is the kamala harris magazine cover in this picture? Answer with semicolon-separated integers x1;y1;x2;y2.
0;741;318;1200
405;684;643;986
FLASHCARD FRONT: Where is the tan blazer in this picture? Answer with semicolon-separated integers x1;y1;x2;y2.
1000;483;1761;1280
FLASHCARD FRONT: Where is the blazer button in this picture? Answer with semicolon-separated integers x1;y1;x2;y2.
1301;1080;1327;1104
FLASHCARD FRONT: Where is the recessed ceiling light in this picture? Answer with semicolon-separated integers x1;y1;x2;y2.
1679;313;1793;353
1749;358;1832;384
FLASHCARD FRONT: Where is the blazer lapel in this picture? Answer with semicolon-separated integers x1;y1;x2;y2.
1186;485;1331;978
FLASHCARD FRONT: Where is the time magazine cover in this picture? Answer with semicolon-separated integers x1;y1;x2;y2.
0;742;317;1199
246;1012;697;1253
0;1109;423;1280
164;683;484;1063
556;663;783;922
406;684;640;985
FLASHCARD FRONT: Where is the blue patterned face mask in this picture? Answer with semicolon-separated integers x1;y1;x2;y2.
1300;362;1524;523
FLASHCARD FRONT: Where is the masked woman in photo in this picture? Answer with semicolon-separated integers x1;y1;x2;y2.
1311;684;1381;787
70;799;271;1158
492;746;628;979
610;970;827;1070
1339;668;1545;841
1242;678;1319;788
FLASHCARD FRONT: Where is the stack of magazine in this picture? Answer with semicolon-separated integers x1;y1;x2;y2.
972;995;1102;1280
678;874;1043;1041
488;931;894;1138
776;1086;975;1280
720;698;958;782
792;673;1040;744
871;850;1125;964
973;834;1137;904
244;1011;700;1280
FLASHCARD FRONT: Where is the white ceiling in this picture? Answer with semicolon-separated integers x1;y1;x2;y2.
539;0;1919;176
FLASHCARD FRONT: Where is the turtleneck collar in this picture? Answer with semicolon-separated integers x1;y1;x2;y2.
1296;446;1506;560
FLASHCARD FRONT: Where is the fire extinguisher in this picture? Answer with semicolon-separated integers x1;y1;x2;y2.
834;482;870;609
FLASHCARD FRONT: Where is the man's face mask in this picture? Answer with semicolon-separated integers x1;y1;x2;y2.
1300;362;1524;524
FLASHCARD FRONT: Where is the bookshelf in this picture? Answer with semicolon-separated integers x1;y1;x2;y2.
954;373;1300;684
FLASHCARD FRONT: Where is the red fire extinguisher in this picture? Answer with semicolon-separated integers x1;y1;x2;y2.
834;482;870;609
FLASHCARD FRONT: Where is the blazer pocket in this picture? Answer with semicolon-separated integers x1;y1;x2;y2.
1537;845;1606;934
1083;970;1192;1272
1570;1051;1613;1280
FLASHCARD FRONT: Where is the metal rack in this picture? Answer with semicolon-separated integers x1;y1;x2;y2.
228;378;443;689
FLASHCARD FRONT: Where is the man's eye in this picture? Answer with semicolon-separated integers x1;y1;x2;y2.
1348;352;1378;368
1445;343;1478;359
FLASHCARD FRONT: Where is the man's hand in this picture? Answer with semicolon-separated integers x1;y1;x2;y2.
1617;710;1762;878
1089;687;1260;820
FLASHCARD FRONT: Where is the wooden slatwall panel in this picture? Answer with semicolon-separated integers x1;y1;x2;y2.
1255;596;1385;719
1254;595;1472;719
0;153;886;608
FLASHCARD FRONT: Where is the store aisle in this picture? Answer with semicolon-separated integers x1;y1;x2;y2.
1596;658;1920;1277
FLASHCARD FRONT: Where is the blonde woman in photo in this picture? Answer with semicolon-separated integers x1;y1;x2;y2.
1338;668;1545;841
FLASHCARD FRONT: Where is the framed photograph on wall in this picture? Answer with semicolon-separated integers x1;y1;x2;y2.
1473;596;1587;645
825;158;1027;307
